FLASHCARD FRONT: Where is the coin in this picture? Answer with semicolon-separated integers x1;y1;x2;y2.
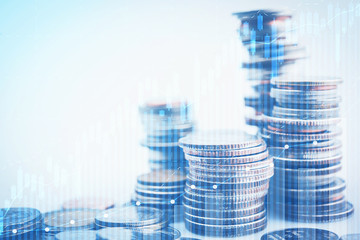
135;189;183;199
182;141;267;157
188;170;273;184
179;130;263;151
137;170;187;187
0;207;43;238
272;153;342;168
185;215;267;237
184;188;268;202
285;201;354;223
179;130;271;236
272;105;340;119
184;208;266;225
185;149;268;164
340;234;360;240
185;182;269;195
0;207;42;231
180;238;202;240
139;99;193;173
43;209;98;233
186;175;271;189
183;194;266;210
261;127;342;143
95;206;164;228
276;196;346;214
261;228;339;240
54;230;97;240
278;177;345;197
274;163;342;178
187;154;272;170
183;201;265;218
96;227;139;240
137;226;181;240
271;76;342;88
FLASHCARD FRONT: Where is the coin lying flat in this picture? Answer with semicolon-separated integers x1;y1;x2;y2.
95;206;164;228
0;207;42;231
261;228;339;240
55;230;97;240
179;130;264;150
0;207;43;238
286;201;354;223
185;215;267;238
43;209;99;233
137;170;187;187
271;76;342;88
340;234;360;240
96;227;139;240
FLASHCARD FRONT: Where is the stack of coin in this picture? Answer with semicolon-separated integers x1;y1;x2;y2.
96;226;181;240
42;209;99;238
233;10;305;130
261;228;340;240
0;207;43;239
54;230;97;240
262;76;354;222
179;130;273;237
131;169;186;221
95;206;168;232
139;100;194;172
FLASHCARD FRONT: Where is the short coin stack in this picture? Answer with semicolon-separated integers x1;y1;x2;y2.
131;169;186;221
0;207;43;239
179;130;274;237
140;100;194;172
262;76;354;222
43;209;99;238
95;206;168;233
233;10;305;130
96;226;181;240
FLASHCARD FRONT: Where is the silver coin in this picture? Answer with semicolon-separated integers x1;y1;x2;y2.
96;227;139;240
275;163;342;177
184;188;269;202
261;127;342;143
340;234;360;240
43;209;99;232
182;141;267;157
95;206;164;228
185;151;269;165
179;130;263;150
188;157;273;171
188;169;274;184
137;170;186;186
55;230;97;240
185;209;266;225
271;76;342;88
184;215;267;237
189;163;274;177
183;193;266;210
183;201;265;217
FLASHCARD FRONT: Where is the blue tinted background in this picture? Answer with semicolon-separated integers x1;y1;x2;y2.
0;0;359;237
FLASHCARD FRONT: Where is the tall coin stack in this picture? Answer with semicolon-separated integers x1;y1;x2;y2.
179;130;274;237
139;100;194;172
262;76;354;222
233;10;305;130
